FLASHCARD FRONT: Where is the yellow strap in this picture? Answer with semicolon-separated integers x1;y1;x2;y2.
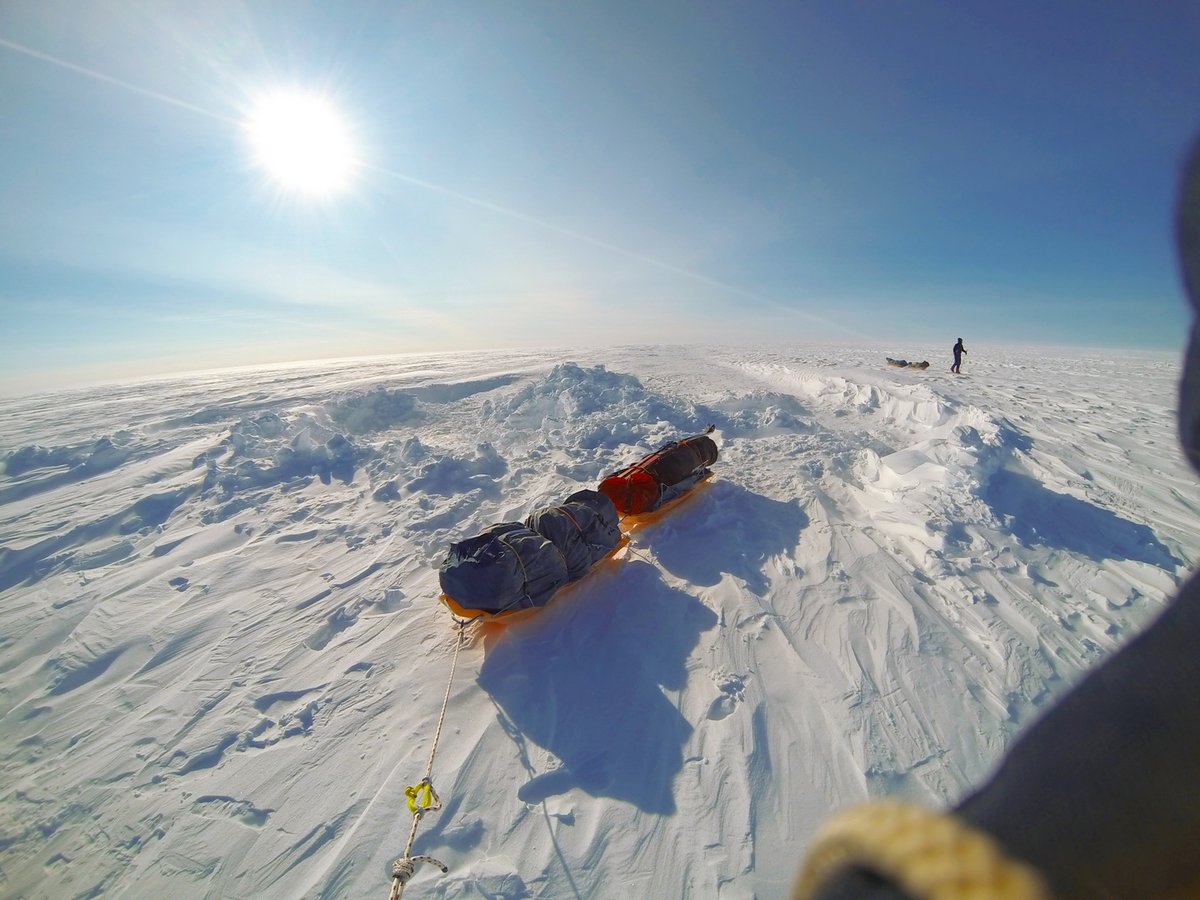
792;801;1051;900
404;779;441;815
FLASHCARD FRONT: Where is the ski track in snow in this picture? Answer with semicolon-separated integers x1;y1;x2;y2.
0;345;1195;899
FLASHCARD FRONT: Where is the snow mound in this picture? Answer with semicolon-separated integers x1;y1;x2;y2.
485;363;705;452
328;388;423;434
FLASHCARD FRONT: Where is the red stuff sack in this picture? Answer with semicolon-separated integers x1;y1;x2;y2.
598;465;661;516
599;428;718;515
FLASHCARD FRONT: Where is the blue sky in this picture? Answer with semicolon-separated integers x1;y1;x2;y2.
2;1;1199;393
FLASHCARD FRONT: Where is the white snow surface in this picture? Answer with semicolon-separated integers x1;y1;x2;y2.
1;344;1197;899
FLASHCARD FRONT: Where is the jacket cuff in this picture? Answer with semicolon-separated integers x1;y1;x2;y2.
792;801;1050;900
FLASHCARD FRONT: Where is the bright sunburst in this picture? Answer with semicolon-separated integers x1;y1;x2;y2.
244;89;358;197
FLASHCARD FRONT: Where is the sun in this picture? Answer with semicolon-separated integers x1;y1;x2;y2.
244;89;358;197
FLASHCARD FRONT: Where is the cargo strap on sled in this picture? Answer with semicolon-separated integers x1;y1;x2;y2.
387;614;479;899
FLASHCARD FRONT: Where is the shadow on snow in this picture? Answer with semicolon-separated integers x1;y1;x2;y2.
645;480;810;595
984;469;1182;570
476;560;718;814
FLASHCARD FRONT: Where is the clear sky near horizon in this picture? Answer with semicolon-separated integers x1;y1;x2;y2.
2;1;1199;395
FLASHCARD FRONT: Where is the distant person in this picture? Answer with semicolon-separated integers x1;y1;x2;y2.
950;337;966;373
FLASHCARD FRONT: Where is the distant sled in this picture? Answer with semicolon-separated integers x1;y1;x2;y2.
886;357;930;369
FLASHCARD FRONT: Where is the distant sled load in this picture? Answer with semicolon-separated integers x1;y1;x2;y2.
885;357;930;369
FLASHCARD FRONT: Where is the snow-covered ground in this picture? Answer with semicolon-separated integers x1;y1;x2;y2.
1;343;1196;899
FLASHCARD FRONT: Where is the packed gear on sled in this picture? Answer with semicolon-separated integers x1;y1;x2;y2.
438;523;568;615
524;489;622;579
598;426;718;516
438;490;622;616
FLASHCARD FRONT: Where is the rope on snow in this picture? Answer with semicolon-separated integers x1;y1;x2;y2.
387;614;479;899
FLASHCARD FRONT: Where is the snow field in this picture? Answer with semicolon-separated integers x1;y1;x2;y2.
0;344;1195;899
